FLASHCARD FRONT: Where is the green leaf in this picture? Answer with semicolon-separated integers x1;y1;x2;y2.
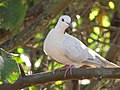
17;47;24;54
0;48;20;84
0;0;26;30
29;86;38;90
1;57;19;83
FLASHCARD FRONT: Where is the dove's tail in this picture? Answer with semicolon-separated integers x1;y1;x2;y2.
103;60;120;68
95;53;120;68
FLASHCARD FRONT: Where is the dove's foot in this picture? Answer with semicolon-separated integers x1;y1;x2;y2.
53;65;74;77
64;65;74;77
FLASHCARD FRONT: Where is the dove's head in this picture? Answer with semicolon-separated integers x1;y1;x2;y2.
55;15;72;30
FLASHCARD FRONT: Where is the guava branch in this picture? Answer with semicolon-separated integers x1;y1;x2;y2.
0;68;120;90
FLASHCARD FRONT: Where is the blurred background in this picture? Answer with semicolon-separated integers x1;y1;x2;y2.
0;0;120;90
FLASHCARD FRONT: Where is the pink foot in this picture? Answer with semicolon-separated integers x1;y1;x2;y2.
53;65;69;74
64;65;73;77
53;65;74;77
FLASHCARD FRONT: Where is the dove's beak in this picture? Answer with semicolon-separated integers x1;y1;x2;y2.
66;22;73;29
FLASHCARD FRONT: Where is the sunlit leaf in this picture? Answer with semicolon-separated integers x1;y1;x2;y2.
93;27;100;35
0;49;19;83
34;43;39;48
51;18;57;24
109;1;114;9
102;15;110;27
35;33;44;39
29;86;38;90
88;38;94;43
0;81;2;84
55;81;63;85
105;39;110;43
103;32;110;38
90;33;98;40
17;47;24;54
1;57;19;83
48;62;63;71
12;56;24;63
89;7;100;21
49;25;54;29
89;43;96;50
53;62;63;69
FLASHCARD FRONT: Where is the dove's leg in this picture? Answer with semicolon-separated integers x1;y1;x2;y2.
64;65;74;77
53;65;74;77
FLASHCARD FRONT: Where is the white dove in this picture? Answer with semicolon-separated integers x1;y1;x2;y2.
43;15;119;76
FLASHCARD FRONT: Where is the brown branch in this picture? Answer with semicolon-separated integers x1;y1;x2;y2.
0;0;45;43
0;68;120;90
0;30;11;44
0;0;72;52
0;0;6;3
0;0;47;43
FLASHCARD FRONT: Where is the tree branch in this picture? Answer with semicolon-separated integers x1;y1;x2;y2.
0;0;46;43
0;0;6;3
0;0;72;52
0;68;120;90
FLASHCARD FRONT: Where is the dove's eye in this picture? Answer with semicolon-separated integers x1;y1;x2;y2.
62;19;64;22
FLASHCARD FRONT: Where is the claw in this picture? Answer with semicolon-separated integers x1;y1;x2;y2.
53;65;74;77
64;65;73;77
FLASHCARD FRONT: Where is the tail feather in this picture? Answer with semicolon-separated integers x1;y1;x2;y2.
104;60;120;68
95;54;119;68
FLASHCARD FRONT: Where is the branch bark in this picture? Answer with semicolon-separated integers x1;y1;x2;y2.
0;0;72;52
1;68;120;90
0;0;6;3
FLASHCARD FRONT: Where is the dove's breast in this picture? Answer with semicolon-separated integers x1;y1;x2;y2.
43;29;74;65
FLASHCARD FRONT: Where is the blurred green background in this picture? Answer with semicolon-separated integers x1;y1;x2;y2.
0;0;120;90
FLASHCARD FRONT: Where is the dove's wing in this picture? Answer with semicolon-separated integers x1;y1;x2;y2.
62;34;88;62
62;33;118;68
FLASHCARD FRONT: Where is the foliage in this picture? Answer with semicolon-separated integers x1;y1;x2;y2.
0;49;19;84
0;0;26;31
0;0;120;90
1;57;19;83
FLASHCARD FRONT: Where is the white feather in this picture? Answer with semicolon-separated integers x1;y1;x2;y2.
44;15;119;68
